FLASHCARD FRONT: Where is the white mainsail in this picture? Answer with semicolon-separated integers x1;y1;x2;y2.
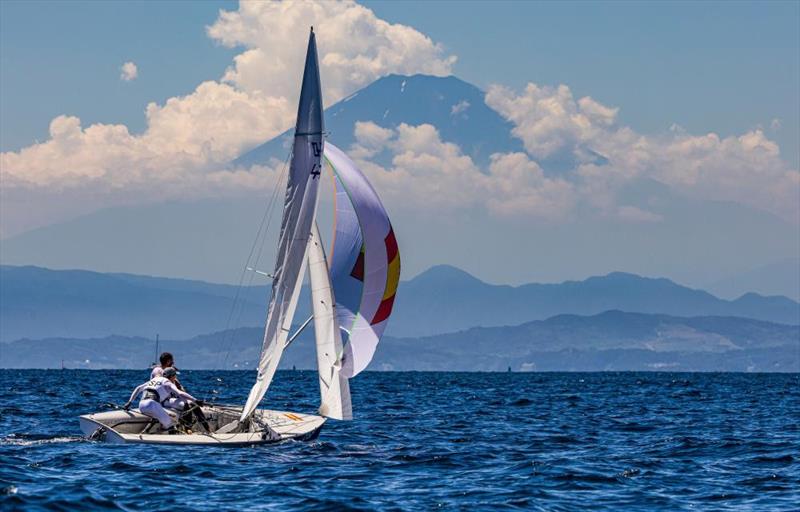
240;28;324;421
308;222;352;420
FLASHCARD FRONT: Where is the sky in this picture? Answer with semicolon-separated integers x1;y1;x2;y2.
0;0;798;294
3;1;797;164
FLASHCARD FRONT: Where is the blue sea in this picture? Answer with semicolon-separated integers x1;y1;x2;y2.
1;370;798;511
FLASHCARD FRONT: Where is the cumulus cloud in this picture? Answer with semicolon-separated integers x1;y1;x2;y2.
344;84;798;224
0;1;457;234
0;82;288;192
346;122;576;219
120;61;138;81
1;0;797;235
208;0;455;106
486;82;800;223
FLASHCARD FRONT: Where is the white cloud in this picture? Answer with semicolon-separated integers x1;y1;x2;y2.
486;82;800;223
349;121;394;159
346;122;576;219
207;0;455;108
1;1;797;236
142;81;290;163
120;61;138;81
485;83;607;160
450;100;470;117
0;1;457;235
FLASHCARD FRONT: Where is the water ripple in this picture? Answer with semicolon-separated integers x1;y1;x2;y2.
0;370;798;510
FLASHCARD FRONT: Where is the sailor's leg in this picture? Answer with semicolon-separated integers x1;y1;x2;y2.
163;397;192;428
139;399;174;429
193;406;211;432
163;398;187;411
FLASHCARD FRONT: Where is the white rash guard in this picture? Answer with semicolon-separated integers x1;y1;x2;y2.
150;366;184;393
127;376;196;406
126;377;197;429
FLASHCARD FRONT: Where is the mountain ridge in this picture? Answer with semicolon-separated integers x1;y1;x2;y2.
1;264;797;345
2;310;796;372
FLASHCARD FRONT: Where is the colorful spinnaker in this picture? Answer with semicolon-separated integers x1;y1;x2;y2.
324;143;400;378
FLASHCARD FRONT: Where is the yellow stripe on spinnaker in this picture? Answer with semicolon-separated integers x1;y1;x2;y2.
383;255;400;300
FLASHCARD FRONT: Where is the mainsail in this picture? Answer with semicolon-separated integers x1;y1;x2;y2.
324;143;400;378
241;29;324;421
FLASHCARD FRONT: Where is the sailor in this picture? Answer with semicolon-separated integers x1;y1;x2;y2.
149;354;210;431
123;367;200;434
151;352;184;390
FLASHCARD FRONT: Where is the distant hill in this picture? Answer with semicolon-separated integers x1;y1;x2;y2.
2;311;796;372
0;266;268;343
708;257;800;301
1;264;798;343
393;265;800;336
373;311;799;372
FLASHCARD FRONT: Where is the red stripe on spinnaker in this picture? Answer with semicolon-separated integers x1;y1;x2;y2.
385;227;398;262
372;294;396;325
350;246;365;281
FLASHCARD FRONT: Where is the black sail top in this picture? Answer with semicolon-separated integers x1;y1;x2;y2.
295;28;324;137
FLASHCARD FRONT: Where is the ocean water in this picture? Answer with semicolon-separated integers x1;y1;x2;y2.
1;370;798;511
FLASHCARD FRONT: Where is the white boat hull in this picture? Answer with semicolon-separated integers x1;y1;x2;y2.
78;405;325;446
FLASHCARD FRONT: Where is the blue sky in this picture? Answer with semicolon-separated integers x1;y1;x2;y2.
1;0;236;149
2;0;797;165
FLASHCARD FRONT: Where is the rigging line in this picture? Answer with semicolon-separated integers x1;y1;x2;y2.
215;203;271;371
217;149;293;371
223;148;292;369
220;149;292;371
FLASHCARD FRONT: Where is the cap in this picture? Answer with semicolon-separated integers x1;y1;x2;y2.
163;367;180;378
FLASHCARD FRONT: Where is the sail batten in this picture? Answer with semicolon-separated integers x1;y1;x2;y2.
240;29;324;421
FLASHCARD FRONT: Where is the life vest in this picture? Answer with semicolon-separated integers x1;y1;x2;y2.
142;376;173;403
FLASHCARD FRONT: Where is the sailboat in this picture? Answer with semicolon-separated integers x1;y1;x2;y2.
78;28;400;446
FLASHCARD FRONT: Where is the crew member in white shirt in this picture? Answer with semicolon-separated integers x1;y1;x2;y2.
123;367;199;434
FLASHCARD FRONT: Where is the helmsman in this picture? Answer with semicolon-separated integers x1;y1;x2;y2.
123;367;199;434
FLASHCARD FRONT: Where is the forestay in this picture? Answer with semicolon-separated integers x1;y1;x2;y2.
324;143;400;377
241;30;324;421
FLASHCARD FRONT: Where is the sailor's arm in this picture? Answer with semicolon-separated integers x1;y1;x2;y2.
166;381;196;402
123;383;147;410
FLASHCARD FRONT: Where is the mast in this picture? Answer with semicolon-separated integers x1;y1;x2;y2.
240;28;325;421
152;334;159;367
308;222;352;420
